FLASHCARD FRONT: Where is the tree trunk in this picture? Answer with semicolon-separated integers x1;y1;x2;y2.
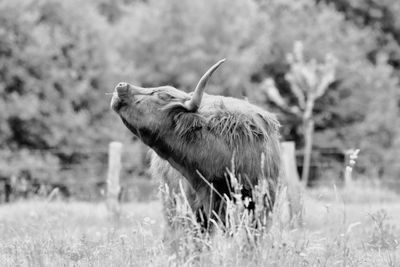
301;118;314;187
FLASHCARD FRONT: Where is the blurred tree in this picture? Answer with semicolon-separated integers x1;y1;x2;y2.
254;0;400;180
251;0;377;144
0;0;130;183
263;41;337;185
318;0;400;68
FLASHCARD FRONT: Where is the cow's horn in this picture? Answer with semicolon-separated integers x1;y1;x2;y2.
185;59;226;111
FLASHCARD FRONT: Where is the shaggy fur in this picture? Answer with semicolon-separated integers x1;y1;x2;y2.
111;83;281;230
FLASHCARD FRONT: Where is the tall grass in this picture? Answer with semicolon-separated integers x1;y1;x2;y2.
0;182;399;266
160;178;400;266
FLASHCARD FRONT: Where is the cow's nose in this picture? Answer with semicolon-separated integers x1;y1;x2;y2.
116;82;129;96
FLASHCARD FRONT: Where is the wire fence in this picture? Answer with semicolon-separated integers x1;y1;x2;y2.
0;174;158;204
0;142;354;204
0;142;155;204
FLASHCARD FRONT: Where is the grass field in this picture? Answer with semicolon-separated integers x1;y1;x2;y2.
0;185;399;266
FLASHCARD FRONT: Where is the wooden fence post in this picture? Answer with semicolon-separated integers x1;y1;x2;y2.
281;141;303;226
107;141;122;213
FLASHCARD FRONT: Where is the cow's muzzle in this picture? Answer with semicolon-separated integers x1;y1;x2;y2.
116;82;129;97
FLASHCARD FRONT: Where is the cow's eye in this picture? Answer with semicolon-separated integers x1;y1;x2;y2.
158;92;173;101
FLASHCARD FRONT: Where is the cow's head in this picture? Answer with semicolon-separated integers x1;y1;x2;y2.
111;59;225;136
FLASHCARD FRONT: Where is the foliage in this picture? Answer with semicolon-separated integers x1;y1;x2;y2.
0;0;400;188
320;0;400;65
0;0;138;183
113;0;271;97
253;0;400;179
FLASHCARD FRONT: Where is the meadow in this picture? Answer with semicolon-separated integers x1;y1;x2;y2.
0;184;399;267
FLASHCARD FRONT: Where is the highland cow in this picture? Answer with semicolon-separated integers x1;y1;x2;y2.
110;59;281;230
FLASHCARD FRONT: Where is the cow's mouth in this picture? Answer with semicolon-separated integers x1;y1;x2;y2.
110;93;129;113
110;94;122;112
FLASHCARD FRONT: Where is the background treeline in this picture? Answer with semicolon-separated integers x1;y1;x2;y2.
0;0;399;190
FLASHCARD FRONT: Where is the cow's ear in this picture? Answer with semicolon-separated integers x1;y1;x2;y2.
161;101;189;112
163;95;201;113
